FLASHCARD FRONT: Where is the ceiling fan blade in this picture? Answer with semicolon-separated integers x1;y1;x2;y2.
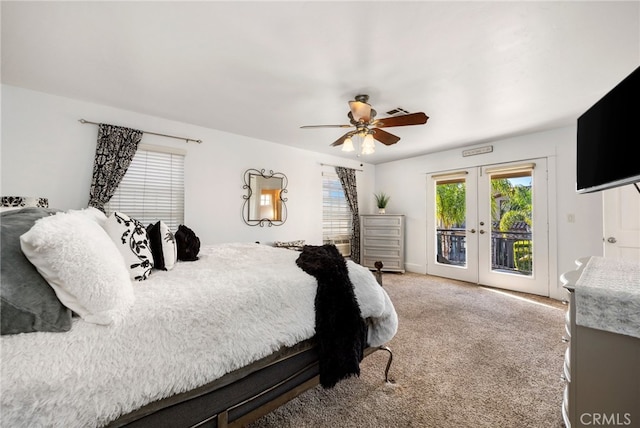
300;124;352;129
330;132;353;147
374;112;429;128
372;128;401;146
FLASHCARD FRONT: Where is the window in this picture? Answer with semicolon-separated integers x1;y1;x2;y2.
322;172;351;256
106;144;185;231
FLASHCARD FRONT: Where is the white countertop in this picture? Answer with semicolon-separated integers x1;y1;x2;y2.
572;256;640;339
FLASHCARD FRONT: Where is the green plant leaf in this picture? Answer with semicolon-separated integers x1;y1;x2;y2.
374;192;390;208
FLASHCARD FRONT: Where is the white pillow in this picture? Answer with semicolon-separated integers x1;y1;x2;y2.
68;206;108;226
20;210;135;325
103;212;154;281
146;220;177;271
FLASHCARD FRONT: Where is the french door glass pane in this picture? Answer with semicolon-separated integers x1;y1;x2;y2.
489;171;533;276
435;178;467;267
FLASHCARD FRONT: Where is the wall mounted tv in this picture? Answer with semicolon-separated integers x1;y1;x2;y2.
576;65;640;193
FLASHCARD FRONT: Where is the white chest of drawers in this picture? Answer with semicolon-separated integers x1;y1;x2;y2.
360;214;405;273
560;257;640;428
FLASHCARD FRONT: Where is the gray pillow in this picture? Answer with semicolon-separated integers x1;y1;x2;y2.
1;207;72;335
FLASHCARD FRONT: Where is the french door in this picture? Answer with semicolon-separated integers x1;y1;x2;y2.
426;159;549;296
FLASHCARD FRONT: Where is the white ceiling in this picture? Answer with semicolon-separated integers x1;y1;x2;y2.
2;1;639;164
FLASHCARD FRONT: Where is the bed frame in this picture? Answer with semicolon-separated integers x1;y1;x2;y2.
108;341;393;428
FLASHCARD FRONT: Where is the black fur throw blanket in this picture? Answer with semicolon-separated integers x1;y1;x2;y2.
296;244;367;388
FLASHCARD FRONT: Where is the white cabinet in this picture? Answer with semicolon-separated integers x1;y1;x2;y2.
560;257;640;428
360;215;405;273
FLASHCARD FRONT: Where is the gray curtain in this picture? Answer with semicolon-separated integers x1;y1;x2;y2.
88;124;143;212
335;166;360;264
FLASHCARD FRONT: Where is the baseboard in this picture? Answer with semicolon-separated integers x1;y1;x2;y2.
404;263;426;274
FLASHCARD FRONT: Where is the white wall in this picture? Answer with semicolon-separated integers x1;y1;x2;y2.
1;85;375;246
1;84;604;299
374;127;604;299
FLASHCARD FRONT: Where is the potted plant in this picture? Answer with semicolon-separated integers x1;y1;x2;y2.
374;192;390;214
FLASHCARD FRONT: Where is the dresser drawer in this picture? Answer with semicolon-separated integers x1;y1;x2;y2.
363;247;402;259
362;216;403;228
563;347;571;383
362;257;403;271
362;237;402;249
562;384;571;428
362;227;402;239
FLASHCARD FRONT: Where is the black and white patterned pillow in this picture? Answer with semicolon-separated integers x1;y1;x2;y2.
274;240;306;250
0;197;49;212
103;212;154;281
146;220;177;271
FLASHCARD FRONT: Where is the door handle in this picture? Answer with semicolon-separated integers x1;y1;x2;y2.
467;229;476;234
606;236;617;243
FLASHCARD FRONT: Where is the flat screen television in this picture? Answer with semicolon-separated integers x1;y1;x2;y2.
576;65;640;193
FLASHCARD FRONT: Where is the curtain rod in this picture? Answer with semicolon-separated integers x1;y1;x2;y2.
79;119;202;144
320;163;363;172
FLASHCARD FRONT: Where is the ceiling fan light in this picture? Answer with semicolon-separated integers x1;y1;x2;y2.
361;133;375;155
363;133;375;147
361;144;375;155
342;137;355;152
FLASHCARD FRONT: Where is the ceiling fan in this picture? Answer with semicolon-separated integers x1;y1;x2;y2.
300;94;429;154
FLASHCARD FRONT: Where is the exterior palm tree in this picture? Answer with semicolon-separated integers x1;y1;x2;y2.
435;182;466;261
435;182;466;228
491;178;532;231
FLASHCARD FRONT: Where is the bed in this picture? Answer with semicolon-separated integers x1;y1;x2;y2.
0;207;398;427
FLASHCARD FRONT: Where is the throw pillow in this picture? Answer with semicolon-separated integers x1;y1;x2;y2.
146;220;177;271
0;196;49;212
103;212;154;281
20;210;135;326
68;206;108;226
1;207;71;335
174;224;200;261
274;240;306;250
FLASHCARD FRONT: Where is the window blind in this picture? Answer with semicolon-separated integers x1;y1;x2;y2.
322;172;351;242
106;144;185;231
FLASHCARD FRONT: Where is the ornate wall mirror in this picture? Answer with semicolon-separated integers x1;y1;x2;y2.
242;169;288;227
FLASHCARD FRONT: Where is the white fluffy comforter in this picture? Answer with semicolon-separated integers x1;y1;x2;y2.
1;243;398;428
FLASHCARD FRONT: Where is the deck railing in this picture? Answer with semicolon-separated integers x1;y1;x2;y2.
436;228;532;275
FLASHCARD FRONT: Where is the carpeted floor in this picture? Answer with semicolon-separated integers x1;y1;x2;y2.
248;272;567;428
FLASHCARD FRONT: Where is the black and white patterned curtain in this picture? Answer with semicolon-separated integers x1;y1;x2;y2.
88;124;143;212
335;166;360;264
